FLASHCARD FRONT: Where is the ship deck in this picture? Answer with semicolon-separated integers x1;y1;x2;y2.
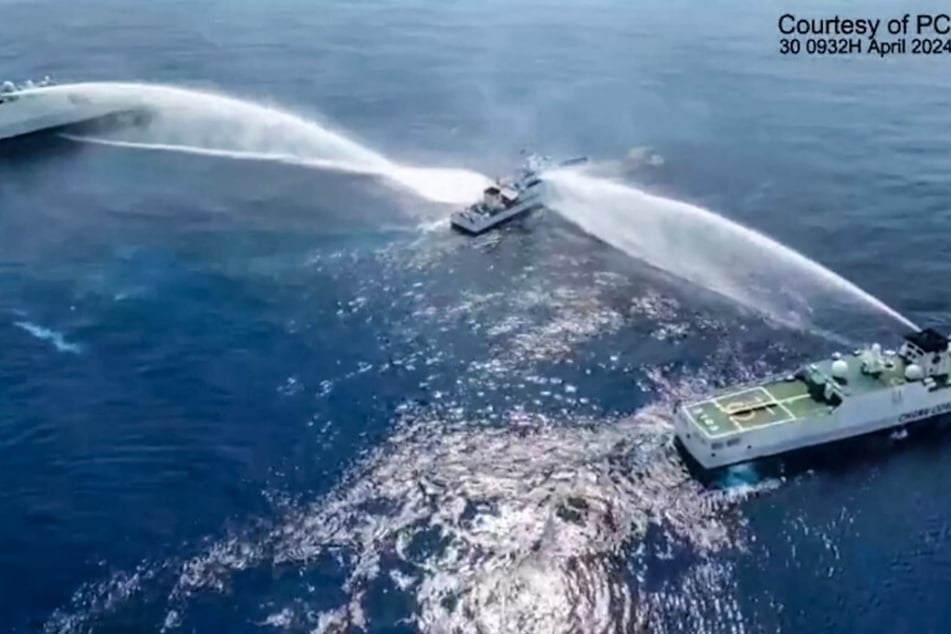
683;350;913;438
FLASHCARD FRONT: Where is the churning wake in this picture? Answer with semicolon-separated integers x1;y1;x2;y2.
46;401;777;634
38;82;490;205
38;235;786;634
545;170;917;332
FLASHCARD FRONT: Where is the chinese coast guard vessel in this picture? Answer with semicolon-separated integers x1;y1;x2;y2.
676;328;951;469
450;153;587;235
0;78;131;142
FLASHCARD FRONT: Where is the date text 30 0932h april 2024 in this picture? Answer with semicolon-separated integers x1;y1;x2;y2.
778;13;951;57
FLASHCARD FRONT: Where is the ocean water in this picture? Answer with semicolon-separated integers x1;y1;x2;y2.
3;0;951;632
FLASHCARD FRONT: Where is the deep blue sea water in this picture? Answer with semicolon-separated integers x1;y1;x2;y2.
4;0;951;632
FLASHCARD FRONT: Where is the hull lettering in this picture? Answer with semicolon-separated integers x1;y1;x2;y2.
898;401;951;423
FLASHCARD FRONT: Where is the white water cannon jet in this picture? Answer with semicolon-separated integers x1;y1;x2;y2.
543;170;916;333
44;81;491;206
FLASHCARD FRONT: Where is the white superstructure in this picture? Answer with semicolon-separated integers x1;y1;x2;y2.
0;78;129;142
450;153;587;235
675;328;951;469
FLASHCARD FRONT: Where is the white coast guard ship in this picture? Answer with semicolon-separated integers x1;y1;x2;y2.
676;328;951;469
0;78;130;142
450;153;587;235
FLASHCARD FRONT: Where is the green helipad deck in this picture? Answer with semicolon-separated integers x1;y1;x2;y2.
678;329;951;469
683;351;914;439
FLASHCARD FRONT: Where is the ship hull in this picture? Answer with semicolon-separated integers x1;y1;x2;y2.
449;201;544;235
676;376;951;469
0;91;135;143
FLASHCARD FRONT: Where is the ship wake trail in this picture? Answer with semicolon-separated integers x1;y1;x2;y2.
42;82;490;206
545;170;917;332
44;399;776;634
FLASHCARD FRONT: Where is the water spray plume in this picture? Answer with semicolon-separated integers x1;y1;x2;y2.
37;81;490;205
33;83;915;333
545;170;917;332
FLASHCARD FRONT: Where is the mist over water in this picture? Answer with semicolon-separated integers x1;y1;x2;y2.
40;82;915;333
545;170;917;332
42;82;490;205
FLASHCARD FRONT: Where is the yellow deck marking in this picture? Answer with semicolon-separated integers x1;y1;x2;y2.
785;394;813;403
713;387;773;412
685;382;818;439
775;400;796;420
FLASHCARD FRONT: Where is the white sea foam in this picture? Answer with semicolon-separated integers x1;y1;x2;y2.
13;320;83;354
42;241;781;633
160;398;777;633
